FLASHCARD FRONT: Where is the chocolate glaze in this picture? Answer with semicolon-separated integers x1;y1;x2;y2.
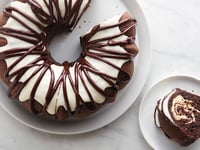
0;0;138;119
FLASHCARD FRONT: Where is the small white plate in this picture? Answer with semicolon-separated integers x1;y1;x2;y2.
139;75;200;150
0;0;151;134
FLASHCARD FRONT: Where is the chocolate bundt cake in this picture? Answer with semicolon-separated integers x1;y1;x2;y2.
0;0;139;120
155;88;200;146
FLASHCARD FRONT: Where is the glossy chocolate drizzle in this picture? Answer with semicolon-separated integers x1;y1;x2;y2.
0;0;137;118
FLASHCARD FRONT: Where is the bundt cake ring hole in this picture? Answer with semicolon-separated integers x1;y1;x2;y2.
48;30;82;65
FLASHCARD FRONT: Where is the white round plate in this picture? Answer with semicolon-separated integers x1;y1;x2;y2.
0;0;151;134
139;75;200;150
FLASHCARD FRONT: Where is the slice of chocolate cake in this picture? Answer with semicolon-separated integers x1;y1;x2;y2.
154;88;200;146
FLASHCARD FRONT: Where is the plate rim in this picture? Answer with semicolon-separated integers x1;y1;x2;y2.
0;0;151;135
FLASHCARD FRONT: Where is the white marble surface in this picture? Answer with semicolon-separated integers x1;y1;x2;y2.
1;0;200;149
